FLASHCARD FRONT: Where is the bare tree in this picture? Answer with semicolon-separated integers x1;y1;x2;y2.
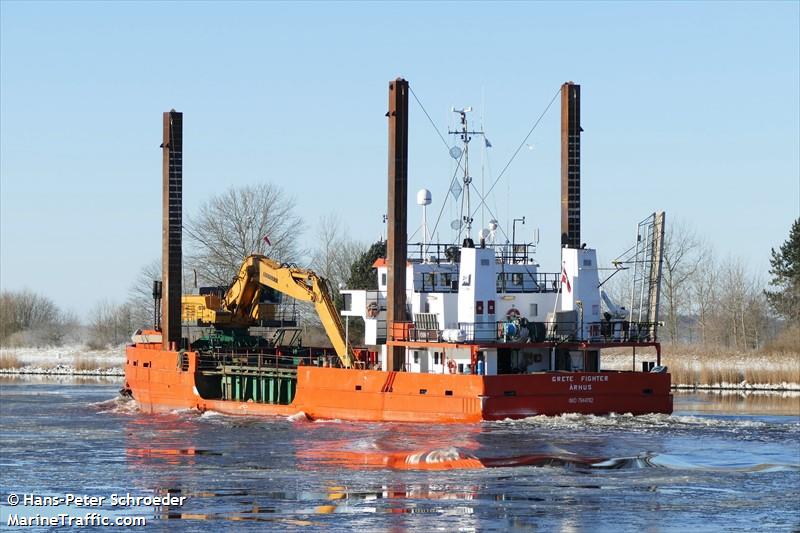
662;220;702;343
714;257;770;351
744;273;770;350
87;300;134;349
304;213;367;328
126;259;161;329
0;289;79;347
690;245;718;346
185;183;305;286
310;213;367;292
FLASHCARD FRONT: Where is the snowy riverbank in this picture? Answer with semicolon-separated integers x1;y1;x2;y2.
0;344;125;376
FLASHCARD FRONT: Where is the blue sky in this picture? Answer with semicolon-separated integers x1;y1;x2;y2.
1;1;798;316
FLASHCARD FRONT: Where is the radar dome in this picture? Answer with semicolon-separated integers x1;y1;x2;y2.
416;189;432;206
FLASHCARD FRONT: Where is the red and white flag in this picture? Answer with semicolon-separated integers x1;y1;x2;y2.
561;264;572;293
263;235;271;246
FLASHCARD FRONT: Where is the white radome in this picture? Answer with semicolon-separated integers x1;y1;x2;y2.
417;188;432;206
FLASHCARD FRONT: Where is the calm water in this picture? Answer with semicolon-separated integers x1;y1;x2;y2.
1;377;798;532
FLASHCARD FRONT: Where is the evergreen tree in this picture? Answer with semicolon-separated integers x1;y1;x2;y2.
765;218;800;321
346;240;386;290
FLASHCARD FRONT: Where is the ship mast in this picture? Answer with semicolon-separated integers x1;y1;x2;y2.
449;107;484;245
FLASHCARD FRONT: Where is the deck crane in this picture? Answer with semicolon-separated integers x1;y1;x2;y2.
182;255;354;368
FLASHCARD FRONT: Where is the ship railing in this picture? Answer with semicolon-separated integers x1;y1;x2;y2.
194;347;344;372
389;319;658;344
406;241;540;265
582;320;659;343
496;272;561;293
412;271;563;294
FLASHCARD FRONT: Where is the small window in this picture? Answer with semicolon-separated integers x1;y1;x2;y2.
343;293;352;311
433;352;440;365
512;273;523;286
427;272;436;287
445;390;453;396
381;273;387;286
583;259;592;266
355;385;362;391
475;301;484;315
488;300;495;314
413;351;419;364
481;259;490;266
530;303;538;317
419;389;428;395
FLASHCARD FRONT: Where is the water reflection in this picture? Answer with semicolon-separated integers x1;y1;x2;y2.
4;379;788;530
675;390;800;415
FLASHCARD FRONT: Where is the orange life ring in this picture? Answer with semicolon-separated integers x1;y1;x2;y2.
366;302;379;318
447;359;457;374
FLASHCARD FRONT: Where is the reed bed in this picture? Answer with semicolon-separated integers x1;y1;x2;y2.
0;352;22;370
603;344;800;389
73;355;117;372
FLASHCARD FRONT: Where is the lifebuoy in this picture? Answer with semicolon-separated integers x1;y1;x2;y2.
447;359;457;374
506;307;521;319
366;302;379;318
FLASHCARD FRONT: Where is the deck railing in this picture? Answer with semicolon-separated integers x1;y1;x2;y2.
406;242;540;265
389;320;659;344
411;270;562;294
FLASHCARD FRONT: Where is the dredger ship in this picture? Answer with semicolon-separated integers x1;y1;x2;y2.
123;79;673;422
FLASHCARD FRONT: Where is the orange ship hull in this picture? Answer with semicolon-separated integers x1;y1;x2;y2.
125;343;672;422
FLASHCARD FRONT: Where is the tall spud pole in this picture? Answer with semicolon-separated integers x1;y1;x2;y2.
162;110;183;350
386;78;409;371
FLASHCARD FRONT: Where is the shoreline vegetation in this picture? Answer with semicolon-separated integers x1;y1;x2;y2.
602;337;800;391
2;342;798;392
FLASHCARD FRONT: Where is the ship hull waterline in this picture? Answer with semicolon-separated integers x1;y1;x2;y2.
125;344;673;423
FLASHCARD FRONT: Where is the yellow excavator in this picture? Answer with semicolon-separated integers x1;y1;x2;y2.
181;255;354;368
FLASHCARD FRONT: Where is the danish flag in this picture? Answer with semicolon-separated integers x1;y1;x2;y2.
561;264;571;293
263;235;271;246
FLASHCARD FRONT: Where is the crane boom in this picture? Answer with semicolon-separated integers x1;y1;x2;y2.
219;255;354;368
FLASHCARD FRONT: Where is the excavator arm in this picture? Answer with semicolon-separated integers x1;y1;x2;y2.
222;255;354;368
